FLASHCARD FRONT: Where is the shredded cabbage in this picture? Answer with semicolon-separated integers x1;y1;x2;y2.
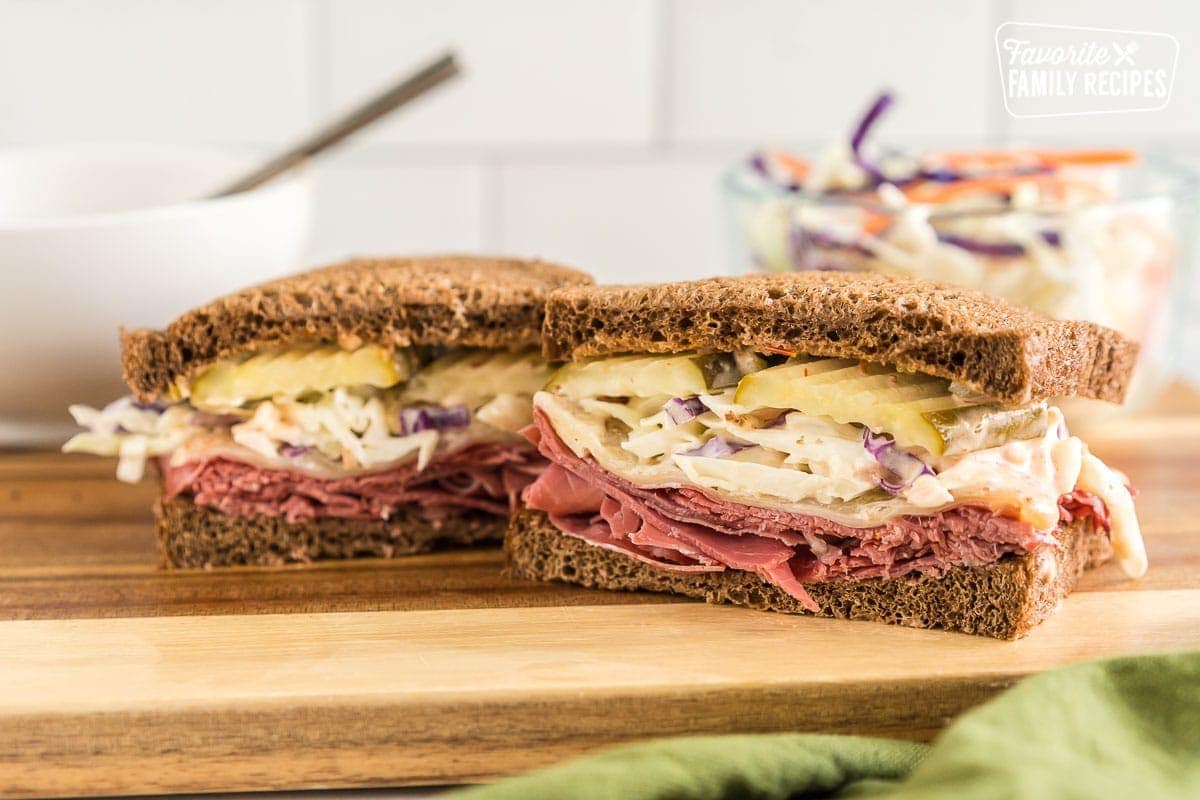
538;389;882;510
63;399;195;482
230;388;441;471
535;384;1091;531
63;348;551;483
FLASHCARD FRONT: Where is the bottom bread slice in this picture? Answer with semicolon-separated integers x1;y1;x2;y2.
157;496;506;569
504;509;1113;639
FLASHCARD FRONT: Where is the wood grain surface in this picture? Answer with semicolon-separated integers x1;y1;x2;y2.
0;389;1197;798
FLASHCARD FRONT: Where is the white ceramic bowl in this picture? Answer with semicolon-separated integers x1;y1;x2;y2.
0;145;312;446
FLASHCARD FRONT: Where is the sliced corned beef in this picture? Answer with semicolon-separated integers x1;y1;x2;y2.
525;407;1110;610
163;440;542;523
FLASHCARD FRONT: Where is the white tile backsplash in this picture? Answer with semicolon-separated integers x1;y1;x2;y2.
496;157;729;284
325;0;656;147
0;0;311;145
0;0;1195;382
667;0;994;144
307;161;485;264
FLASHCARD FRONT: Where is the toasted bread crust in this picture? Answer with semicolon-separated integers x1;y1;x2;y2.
156;496;505;568
504;509;1112;639
123;255;592;401
541;272;1137;404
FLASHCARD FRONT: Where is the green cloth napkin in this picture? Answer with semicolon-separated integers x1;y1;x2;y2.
451;650;1200;800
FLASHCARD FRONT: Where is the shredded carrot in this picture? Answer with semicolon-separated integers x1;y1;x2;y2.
903;174;1111;205
920;149;1140;184
924;148;1138;172
860;210;893;235
1030;148;1139;167
763;345;797;357
923;150;1042;173
772;151;809;182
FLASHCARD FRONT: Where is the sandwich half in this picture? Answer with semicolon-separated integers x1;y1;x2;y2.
64;255;592;568
508;272;1145;638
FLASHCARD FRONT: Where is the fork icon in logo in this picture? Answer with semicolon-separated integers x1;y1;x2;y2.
1113;40;1139;66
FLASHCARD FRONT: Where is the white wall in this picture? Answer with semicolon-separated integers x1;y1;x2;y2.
0;0;1198;286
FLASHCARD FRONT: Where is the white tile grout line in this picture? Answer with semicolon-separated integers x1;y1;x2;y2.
650;0;674;151
305;0;334;123
187;136;1200;170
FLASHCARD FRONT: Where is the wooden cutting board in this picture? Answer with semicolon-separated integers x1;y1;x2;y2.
2;388;1199;799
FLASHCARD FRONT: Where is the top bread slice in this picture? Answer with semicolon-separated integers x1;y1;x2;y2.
123;255;592;401
542;271;1137;405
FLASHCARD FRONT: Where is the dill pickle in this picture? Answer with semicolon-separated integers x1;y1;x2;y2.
401;348;551;408
546;352;771;399
699;352;769;389
189;344;410;410
545;354;709;399
735;358;958;453
923;402;1050;456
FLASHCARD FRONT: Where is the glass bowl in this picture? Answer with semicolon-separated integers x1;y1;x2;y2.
721;155;1200;422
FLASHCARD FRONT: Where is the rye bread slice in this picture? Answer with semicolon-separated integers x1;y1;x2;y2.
542;272;1137;405
123;255;592;402
156;495;505;569
504;509;1113;639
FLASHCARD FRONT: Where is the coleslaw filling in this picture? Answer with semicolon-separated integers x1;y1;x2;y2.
64;347;552;482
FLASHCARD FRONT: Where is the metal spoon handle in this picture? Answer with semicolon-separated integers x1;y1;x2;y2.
208;50;460;198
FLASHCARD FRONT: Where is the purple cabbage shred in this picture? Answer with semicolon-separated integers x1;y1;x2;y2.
1040;229;1063;247
680;437;752;459
937;233;1026;258
399;404;471;436
664;397;707;425
747;151;801;193
861;428;934;494
849;91;895;185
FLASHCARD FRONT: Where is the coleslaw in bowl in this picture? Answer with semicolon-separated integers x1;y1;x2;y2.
723;91;1199;419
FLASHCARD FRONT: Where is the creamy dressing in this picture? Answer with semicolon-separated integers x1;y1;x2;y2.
919;408;1080;530
673;454;871;506
1078;451;1146;577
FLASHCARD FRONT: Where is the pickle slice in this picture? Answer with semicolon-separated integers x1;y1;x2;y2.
736;360;955;452
924;402;1050;456
189;344;409;409
401;348;551;409
735;360;944;407
734;359;1049;455
700;351;770;389
546;354;709;399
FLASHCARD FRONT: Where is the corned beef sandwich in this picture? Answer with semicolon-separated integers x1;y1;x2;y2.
64;255;592;567
507;272;1146;638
